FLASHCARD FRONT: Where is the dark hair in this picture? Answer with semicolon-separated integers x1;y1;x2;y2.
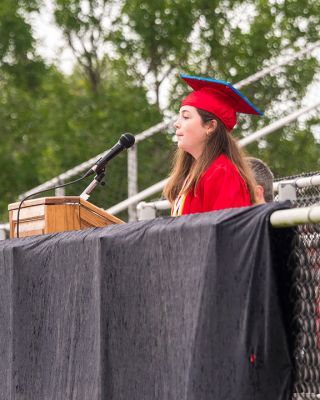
247;157;274;202
163;108;257;203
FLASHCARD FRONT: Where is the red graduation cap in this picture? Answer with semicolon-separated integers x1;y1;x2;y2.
180;74;263;131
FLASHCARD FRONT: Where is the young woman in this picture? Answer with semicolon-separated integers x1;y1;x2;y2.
164;74;263;216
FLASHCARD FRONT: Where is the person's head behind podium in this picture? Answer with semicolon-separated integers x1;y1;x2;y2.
247;157;274;204
164;74;264;215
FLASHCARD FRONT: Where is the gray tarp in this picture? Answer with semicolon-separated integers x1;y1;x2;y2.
0;202;293;400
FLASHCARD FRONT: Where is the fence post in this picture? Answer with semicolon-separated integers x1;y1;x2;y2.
137;201;157;220
128;144;138;221
0;229;7;240
278;182;297;202
55;181;65;197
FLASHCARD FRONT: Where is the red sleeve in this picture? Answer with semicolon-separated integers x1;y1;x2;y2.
199;165;251;212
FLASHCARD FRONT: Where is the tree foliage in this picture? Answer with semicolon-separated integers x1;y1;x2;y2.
0;0;319;222
166;0;320;177
114;0;201;109
52;0;122;93
0;0;46;89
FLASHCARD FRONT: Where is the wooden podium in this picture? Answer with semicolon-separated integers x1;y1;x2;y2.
8;196;124;239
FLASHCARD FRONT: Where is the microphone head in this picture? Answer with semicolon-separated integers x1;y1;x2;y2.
120;133;135;148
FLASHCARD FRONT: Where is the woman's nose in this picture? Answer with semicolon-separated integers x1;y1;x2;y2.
174;118;180;129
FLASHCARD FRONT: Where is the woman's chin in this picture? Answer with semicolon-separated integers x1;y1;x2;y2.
178;143;197;158
177;142;186;151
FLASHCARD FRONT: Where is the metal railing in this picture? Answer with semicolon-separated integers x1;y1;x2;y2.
136;173;320;220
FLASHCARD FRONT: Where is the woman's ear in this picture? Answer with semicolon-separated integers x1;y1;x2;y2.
207;119;218;135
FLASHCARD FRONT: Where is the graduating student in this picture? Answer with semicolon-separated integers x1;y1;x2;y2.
164;74;264;216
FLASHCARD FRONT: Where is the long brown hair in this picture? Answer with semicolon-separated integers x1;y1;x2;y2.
163;108;257;203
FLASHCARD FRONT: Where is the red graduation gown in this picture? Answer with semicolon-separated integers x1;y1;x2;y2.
181;154;251;215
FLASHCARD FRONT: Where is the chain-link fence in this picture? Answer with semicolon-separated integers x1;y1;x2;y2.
274;172;320;399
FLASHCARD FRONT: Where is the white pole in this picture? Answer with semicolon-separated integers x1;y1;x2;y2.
128;145;138;221
273;175;320;192
270;206;320;227
55;184;65;196
0;223;9;240
107;178;168;215
235;40;320;89
239;101;320;147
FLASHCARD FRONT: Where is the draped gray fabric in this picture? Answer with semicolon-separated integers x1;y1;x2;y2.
0;202;293;400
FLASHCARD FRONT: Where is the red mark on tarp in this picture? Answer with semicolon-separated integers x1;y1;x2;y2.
250;354;256;364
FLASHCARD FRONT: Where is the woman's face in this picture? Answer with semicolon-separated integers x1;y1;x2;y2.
174;105;208;159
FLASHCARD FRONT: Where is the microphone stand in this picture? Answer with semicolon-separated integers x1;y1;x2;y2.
80;169;106;201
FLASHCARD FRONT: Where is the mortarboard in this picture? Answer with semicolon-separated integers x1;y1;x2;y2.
180;74;263;131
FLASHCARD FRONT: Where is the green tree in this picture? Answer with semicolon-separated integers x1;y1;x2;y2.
113;0;320;178
0;1;164;221
1;0;320;223
49;0;173;209
168;0;320;176
52;0;121;94
0;0;46;89
0;59;162;220
115;0;201;110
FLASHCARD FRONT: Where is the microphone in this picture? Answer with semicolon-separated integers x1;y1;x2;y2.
84;133;135;177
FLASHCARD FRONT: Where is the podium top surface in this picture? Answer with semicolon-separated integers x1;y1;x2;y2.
8;196;84;210
8;196;124;224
